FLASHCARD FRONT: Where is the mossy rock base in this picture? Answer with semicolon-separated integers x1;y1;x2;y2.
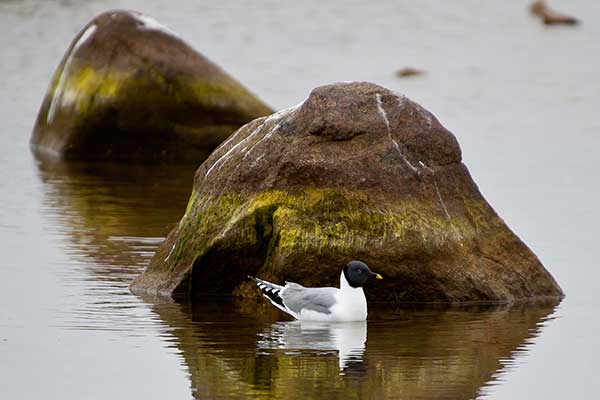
30;10;272;162
131;82;563;303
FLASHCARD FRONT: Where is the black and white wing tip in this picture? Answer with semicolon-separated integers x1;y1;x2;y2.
249;276;287;312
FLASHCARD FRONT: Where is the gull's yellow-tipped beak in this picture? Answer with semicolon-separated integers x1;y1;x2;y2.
375;273;383;280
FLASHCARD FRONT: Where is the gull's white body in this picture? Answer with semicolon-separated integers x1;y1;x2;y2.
255;272;368;322
326;274;367;322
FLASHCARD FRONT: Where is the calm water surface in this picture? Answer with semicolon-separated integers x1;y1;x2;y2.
1;1;599;399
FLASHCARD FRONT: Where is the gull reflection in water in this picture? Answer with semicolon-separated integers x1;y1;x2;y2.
257;320;367;373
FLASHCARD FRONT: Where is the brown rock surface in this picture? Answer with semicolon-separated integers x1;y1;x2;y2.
30;10;272;161
131;81;563;303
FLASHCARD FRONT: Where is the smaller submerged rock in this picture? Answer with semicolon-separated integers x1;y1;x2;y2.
31;10;272;161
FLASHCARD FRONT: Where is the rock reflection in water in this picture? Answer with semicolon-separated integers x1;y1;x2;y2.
33;156;195;331
35;156;194;270
150;300;558;400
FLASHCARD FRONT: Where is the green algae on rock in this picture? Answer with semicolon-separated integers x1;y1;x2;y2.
30;10;272;162
131;81;563;303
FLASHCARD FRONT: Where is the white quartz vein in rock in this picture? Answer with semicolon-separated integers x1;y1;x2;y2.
206;103;301;179
375;93;418;174
204;124;262;178
164;242;177;262
434;181;464;246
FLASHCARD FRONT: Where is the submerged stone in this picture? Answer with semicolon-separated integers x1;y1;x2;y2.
30;10;272;161
131;81;563;303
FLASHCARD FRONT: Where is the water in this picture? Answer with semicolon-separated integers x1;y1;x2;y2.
1;0;598;398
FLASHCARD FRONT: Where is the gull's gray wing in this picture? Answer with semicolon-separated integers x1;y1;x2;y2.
281;282;337;315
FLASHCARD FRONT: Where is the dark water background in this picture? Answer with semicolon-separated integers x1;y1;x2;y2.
1;0;599;398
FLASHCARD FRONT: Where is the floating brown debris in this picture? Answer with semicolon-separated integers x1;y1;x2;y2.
396;68;425;78
530;1;580;26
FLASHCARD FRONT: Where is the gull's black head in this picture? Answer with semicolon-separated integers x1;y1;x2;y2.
343;261;382;288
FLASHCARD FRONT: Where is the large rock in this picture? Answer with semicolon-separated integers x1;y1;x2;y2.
30;10;272;161
131;81;563;303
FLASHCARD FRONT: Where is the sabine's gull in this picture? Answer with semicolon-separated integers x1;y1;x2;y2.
251;261;382;322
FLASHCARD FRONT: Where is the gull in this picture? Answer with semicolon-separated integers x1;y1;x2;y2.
251;261;382;322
